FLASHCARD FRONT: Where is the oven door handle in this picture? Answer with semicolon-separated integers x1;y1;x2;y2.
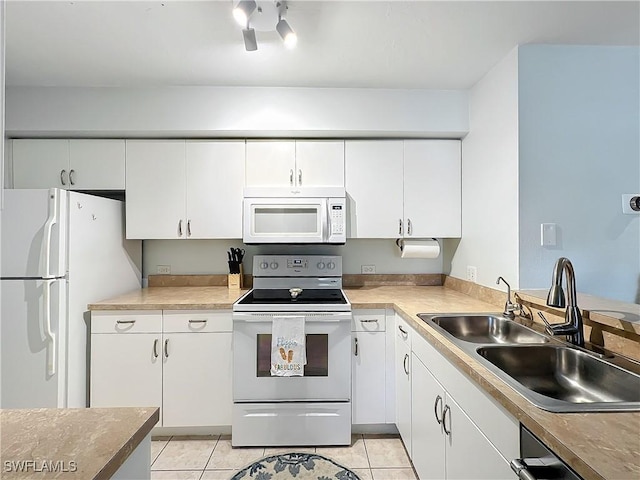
233;318;351;323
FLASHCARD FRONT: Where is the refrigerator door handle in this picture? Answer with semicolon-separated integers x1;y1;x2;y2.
41;189;60;279
43;279;57;377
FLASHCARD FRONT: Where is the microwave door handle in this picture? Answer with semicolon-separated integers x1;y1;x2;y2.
323;201;331;241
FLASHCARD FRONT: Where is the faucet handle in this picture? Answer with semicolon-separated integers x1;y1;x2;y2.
537;311;577;336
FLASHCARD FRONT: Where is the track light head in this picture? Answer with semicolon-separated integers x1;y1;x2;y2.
276;17;297;48
233;0;257;27
242;27;258;51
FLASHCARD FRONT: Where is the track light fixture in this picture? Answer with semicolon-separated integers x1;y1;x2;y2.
276;17;297;49
233;0;257;27
232;0;297;52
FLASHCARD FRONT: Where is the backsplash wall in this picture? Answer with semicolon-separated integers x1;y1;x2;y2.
142;239;445;283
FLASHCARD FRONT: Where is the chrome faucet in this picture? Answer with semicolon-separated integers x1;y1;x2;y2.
496;276;516;319
538;257;585;348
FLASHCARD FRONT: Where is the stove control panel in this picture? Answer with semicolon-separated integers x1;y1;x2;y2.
253;255;342;277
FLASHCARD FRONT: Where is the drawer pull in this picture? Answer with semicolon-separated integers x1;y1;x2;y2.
434;395;443;424
189;319;207;324
442;405;451;435
398;325;408;335
359;319;379;323
116;320;136;325
153;339;159;359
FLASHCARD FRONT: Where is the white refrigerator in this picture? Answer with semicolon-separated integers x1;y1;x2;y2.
1;188;141;408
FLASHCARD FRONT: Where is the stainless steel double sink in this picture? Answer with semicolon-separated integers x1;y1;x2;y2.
418;313;640;413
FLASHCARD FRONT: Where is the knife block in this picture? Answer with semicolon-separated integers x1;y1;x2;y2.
228;265;243;290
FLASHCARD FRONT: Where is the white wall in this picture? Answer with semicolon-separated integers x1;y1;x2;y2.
518;45;640;303
451;48;519;290
143;239;444;282
5;86;468;138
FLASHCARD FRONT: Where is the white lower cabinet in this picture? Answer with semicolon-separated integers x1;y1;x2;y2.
90;310;233;428
351;310;387;424
409;323;519;480
412;353;513;480
395;315;412;452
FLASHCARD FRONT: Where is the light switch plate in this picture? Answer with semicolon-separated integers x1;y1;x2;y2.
541;223;557;247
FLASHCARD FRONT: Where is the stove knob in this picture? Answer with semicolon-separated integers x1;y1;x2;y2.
260;262;269;269
327;261;336;270
270;262;279;270
317;262;326;270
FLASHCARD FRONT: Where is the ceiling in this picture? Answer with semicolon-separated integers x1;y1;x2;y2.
5;1;640;90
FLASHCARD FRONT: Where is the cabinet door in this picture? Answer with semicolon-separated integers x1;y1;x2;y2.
395;334;412;452
162;332;232;427
90;333;162;414
125;140;186;239
295;141;344;188
403;140;461;237
445;394;513;480
352;331;386;424
185;141;245;239
411;354;446;480
12;139;69;189
245;140;295;187
69;139;125;190
345;141;404;238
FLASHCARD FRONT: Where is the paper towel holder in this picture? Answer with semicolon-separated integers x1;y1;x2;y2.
396;237;439;252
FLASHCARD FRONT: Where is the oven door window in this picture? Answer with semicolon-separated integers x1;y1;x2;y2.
257;334;328;377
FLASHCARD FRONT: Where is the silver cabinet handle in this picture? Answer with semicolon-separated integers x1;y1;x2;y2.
164;339;169;358
398;325;408;335
510;460;539;480
188;319;207;324
442;405;451;435
403;353;409;376
298;169;302;185
359;319;379;323
354;337;359;356
153;339;159;359
69;169;76;186
178;220;183;237
60;169;67;186
116;319;135;325
187;220;192;237
289;169;294;186
434;395;443;424
407;218;412;236
398;218;403;235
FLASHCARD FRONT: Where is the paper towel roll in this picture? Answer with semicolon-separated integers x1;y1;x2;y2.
399;239;441;259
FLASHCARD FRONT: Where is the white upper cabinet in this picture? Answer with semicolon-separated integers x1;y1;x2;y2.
345;140;404;238
126;140;245;240
403;140;461;238
294;141;345;188
12;139;125;190
185;141;245;239
245;140;344;189
126;140;186;239
346;139;461;239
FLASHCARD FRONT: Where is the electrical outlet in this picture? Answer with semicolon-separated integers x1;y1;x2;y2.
157;265;171;275
361;265;376;274
466;266;477;283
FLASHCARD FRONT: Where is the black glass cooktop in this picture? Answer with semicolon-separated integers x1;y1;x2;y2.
237;288;348;305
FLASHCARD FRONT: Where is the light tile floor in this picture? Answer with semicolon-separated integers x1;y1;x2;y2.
151;434;417;480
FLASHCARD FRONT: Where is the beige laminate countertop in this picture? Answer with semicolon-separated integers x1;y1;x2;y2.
0;407;159;479
89;286;640;480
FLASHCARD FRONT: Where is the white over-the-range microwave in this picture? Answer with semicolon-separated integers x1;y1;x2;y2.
242;187;346;244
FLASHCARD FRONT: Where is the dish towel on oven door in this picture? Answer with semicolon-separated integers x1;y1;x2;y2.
271;316;306;376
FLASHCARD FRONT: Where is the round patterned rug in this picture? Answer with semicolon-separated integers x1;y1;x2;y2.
230;452;361;480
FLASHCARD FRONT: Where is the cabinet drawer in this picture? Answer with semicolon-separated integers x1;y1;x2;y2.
91;311;162;334
352;309;386;332
395;315;412;349
163;310;233;333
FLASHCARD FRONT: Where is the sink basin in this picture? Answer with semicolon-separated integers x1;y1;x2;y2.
476;345;640;412
418;313;549;344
